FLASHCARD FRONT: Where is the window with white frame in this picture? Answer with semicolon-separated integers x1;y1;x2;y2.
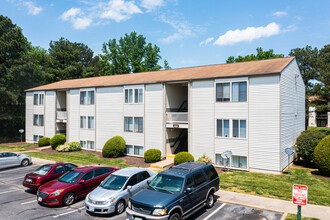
134;117;143;133
34;93;44;105
232;82;247;102
125;117;143;133
232;120;246;138
134;146;143;156
33;135;43;142
216;81;247;102
216;119;229;137
125;88;143;103
216;83;230;102
80;91;94;104
126;145;133;154
80;140;95;150
33;115;44;126
80;141;86;148
80;116;94;129
216;154;228;166
124;117;133;132
231;155;247;168
87;141;95;149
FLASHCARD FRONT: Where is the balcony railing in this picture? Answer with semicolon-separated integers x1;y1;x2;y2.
56;111;67;123
166;112;188;124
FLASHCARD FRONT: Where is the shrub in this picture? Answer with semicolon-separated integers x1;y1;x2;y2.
144;149;161;163
102;136;126;158
38;137;50;147
197;153;212;163
295;130;325;162
174;152;194;165
314;135;330;176
56;142;82;152
50;134;66;150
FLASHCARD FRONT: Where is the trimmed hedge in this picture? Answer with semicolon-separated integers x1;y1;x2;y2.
102;136;126;158
56;142;82;152
314;135;330;176
174;152;194;165
295;130;325;162
50;134;66;150
38;137;50;147
144;149;161;163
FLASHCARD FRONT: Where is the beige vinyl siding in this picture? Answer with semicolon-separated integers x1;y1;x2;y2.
44;91;56;138
249;75;281;172
25;92;34;142
280;60;305;170
67;89;80;142
96;87;124;151
145;84;164;156
190;80;215;160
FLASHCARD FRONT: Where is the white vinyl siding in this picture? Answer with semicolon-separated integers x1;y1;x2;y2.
25;92;34;142
68;89;80;142
45;91;56;138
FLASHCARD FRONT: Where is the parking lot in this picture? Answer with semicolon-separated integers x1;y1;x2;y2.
0;165;283;220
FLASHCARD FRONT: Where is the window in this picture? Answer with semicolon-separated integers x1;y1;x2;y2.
95;168;108;177
124;117;133;132
233;120;246;138
87;141;94;149
216;154;227;166
80;116;86;129
216;83;230;102
82;171;95;181
185;175;195;189
126;174;138;187
34;93;44;105
52;166;65;174
134;146;143;156
80;141;87;148
125;88;143;103
216;119;229;137
126;145;133;154
126;145;143;156
80;116;94;129
134;117;143;133
193;171;207;187
88;116;94;129
204;166;218;181
64;164;77;171
232;156;247;168
33;135;43;142
33;115;44;126
80;91;94;104
232;82;247;102
125;89;133;103
138;171;150;182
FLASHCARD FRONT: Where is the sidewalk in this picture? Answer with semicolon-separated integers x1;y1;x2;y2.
31;157;56;166
216;190;330;220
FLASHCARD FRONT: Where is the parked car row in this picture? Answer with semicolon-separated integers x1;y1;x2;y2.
0;151;32;169
21;161;219;220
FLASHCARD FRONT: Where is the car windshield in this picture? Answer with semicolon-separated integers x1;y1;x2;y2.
33;166;52;175
100;174;128;190
149;174;183;194
58;170;83;183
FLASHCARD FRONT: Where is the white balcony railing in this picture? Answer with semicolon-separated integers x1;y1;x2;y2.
166;112;188;124
56;111;67;122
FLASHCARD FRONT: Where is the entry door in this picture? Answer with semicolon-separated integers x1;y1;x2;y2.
181;175;196;213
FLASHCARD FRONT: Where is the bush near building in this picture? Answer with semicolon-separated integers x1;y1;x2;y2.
102;136;126;158
295;130;325;162
50;134;66;150
56;142;82;152
314;135;330;176
144;149;161;163
38;137;50;147
197;153;212;163
174;152;194;165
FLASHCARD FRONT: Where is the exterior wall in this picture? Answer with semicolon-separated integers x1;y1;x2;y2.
25;92;34;142
67;89;80;142
145;84;164;156
44;91;56;138
96;87;124;151
32;91;45;141
249;75;281;172
280;60;305;170
79;88;95;148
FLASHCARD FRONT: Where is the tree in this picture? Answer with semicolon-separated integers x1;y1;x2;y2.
164;59;171;70
100;32;162;75
226;47;284;63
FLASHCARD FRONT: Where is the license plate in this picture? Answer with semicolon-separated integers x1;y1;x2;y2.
89;206;94;212
26;178;32;183
38;197;42;202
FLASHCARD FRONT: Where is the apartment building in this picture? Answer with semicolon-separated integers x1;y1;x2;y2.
25;57;305;173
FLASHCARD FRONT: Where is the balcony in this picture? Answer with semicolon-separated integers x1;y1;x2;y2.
56;111;67;123
166;112;188;128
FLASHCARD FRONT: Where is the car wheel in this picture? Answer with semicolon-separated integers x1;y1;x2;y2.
21;159;29;167
169;213;181;220
206;192;214;209
62;192;75;206
115;200;125;214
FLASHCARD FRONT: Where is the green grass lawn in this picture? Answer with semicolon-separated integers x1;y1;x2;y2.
285;213;319;220
26;151;129;168
220;168;330;206
0;144;35;152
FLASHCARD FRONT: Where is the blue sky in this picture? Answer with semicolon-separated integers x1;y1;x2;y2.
1;0;329;68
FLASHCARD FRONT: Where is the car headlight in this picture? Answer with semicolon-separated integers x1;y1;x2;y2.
128;200;132;209
49;189;64;197
152;208;166;216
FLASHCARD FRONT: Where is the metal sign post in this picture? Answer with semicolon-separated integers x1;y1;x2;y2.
19;129;24;142
292;184;308;220
285;148;294;175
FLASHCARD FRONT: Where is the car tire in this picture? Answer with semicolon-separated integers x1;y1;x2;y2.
62;192;75;206
169;213;181;220
206;192;215;209
21;159;29;167
115;199;125;214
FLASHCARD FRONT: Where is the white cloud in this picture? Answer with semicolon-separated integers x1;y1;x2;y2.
99;0;142;22
282;24;297;33
214;22;281;46
60;8;92;30
23;1;43;15
140;0;164;12
200;37;214;46
273;11;287;17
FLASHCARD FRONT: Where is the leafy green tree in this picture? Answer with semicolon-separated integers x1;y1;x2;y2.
164;59;171;70
100;32;162;75
226;47;284;63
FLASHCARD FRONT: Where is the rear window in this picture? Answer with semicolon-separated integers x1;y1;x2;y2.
204;166;218;181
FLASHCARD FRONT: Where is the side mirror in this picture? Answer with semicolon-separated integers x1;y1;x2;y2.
127;185;132;190
185;187;192;194
147;180;151;184
79;179;85;184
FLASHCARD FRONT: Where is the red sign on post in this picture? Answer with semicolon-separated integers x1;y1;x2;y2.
292;184;308;206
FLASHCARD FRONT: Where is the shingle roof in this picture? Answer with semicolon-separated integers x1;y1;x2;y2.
25;57;295;92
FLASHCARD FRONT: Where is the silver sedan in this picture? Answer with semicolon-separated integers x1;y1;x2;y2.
0;151;32;169
85;167;157;215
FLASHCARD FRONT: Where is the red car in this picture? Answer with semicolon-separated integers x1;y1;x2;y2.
23;163;77;190
37;166;120;206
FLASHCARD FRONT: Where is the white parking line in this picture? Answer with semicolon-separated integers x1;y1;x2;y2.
0;189;21;195
53;207;85;218
204;203;226;220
